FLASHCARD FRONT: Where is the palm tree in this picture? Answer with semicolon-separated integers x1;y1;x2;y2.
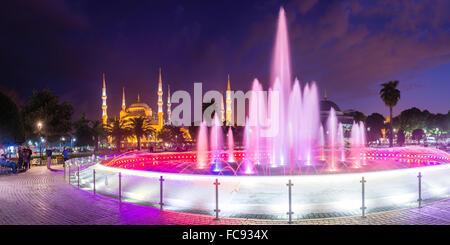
380;80;401;147
128;117;155;150
104;118;129;153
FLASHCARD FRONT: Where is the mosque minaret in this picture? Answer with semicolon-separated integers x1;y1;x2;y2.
101;73;108;126
167;84;171;125
157;67;164;127
225;73;232;126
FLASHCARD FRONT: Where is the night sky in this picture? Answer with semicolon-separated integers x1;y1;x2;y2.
1;0;450;121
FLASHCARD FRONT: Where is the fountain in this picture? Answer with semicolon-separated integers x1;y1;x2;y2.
96;7;450;177
75;7;450;218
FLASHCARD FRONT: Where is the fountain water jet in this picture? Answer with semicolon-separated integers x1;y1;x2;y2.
227;127;235;163
319;125;326;161
210;115;223;172
338;123;346;162
301;82;320;165
196;121;208;169
327;108;338;171
243;122;255;174
270;7;291;166
359;121;367;165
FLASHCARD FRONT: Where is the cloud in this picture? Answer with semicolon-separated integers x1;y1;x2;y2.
291;0;319;14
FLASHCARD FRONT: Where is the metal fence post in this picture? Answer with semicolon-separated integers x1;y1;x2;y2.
214;178;220;220
360;177;367;218
119;172;122;202
159;176;165;210
93;169;96;194
77;165;80;188
68;165;71;185
287;179;294;224
418;172;422;208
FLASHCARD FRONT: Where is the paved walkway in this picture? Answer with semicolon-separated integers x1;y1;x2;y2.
1;166;450;225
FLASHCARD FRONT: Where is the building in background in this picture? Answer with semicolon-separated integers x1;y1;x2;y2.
101;69;167;149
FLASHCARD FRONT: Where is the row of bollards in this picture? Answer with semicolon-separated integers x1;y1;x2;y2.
68;159;425;223
284;173;424;223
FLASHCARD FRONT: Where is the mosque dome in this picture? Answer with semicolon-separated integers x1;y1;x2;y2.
320;90;342;112
126;94;152;117
128;102;151;110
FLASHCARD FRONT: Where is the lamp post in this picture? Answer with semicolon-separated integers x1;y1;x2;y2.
60;136;65;151
37;121;43;165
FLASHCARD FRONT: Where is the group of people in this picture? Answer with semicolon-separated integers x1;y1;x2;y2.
45;147;70;169
1;145;71;174
18;146;33;170
0;146;33;174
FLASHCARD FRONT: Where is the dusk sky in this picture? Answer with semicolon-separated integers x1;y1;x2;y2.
1;0;450;121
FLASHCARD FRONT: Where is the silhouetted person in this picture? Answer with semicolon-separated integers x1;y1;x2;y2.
62;147;69;166
23;146;32;170
17;146;24;169
46;147;53;169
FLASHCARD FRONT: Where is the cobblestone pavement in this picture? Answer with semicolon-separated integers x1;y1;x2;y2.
1;166;450;225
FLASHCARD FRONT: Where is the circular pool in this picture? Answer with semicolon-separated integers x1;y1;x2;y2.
71;146;450;219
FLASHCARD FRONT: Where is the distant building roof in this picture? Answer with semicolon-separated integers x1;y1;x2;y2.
320;100;341;112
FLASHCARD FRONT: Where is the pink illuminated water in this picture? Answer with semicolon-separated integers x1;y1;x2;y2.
338;123;346;162
102;7;450;177
319;125;326;161
196;121;208;169
210;115;223;172
227;127;235;163
327;108;338;171
359;122;367;165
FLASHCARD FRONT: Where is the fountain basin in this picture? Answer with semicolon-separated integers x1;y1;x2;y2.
73;146;450;218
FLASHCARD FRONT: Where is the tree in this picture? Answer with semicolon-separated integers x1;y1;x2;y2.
412;128;425;144
0;92;25;146
128;117;155;150
380;81;400;147
426;113;449;135
73;113;105;151
395;107;427;133
90;120;104;152
349;111;367;123
365;113;385;143
397;129;405;147
21;89;74;146
73;112;94;147
158;125;186;147
104;118;130;153
188;125;200;143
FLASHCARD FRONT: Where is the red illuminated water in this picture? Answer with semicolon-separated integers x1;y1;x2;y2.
101;147;450;176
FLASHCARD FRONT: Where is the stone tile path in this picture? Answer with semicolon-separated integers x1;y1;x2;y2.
1;166;450;225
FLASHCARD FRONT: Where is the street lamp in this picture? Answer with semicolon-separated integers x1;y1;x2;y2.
60;136;66;151
37;121;43;165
